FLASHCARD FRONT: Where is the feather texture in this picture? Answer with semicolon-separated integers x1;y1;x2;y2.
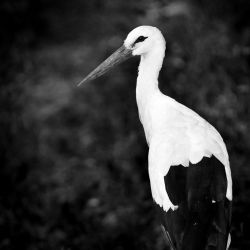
156;156;232;250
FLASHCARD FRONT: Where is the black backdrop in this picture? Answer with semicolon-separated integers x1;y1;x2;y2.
0;0;250;249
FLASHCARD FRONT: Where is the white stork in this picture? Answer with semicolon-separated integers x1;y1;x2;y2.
78;26;232;250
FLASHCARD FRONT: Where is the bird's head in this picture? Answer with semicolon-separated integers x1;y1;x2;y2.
124;26;165;56
77;26;165;86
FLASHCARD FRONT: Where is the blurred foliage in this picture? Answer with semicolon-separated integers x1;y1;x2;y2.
0;0;250;249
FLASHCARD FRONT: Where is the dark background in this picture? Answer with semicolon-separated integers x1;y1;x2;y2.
0;0;250;249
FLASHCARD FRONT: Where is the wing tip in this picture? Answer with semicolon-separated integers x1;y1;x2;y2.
161;225;176;250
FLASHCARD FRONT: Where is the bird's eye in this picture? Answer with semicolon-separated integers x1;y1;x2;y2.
133;36;148;45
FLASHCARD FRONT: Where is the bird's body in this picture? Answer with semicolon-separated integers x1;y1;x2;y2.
78;25;232;250
134;27;232;213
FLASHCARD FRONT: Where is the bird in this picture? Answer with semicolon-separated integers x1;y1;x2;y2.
78;26;232;250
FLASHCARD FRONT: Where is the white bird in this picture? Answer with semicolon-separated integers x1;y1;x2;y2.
78;26;232;250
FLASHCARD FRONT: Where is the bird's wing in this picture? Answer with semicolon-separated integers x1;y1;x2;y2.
166;97;229;167
158;156;232;250
158;97;232;250
165;98;232;200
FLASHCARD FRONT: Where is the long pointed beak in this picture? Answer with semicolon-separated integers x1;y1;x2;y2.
77;44;132;86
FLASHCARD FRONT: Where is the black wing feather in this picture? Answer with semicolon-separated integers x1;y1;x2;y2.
156;156;232;250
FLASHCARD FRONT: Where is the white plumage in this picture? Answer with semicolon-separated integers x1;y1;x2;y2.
124;26;232;212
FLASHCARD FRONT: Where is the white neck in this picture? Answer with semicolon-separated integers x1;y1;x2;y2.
136;43;165;106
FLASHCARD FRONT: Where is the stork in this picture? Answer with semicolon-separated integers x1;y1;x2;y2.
78;26;232;250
